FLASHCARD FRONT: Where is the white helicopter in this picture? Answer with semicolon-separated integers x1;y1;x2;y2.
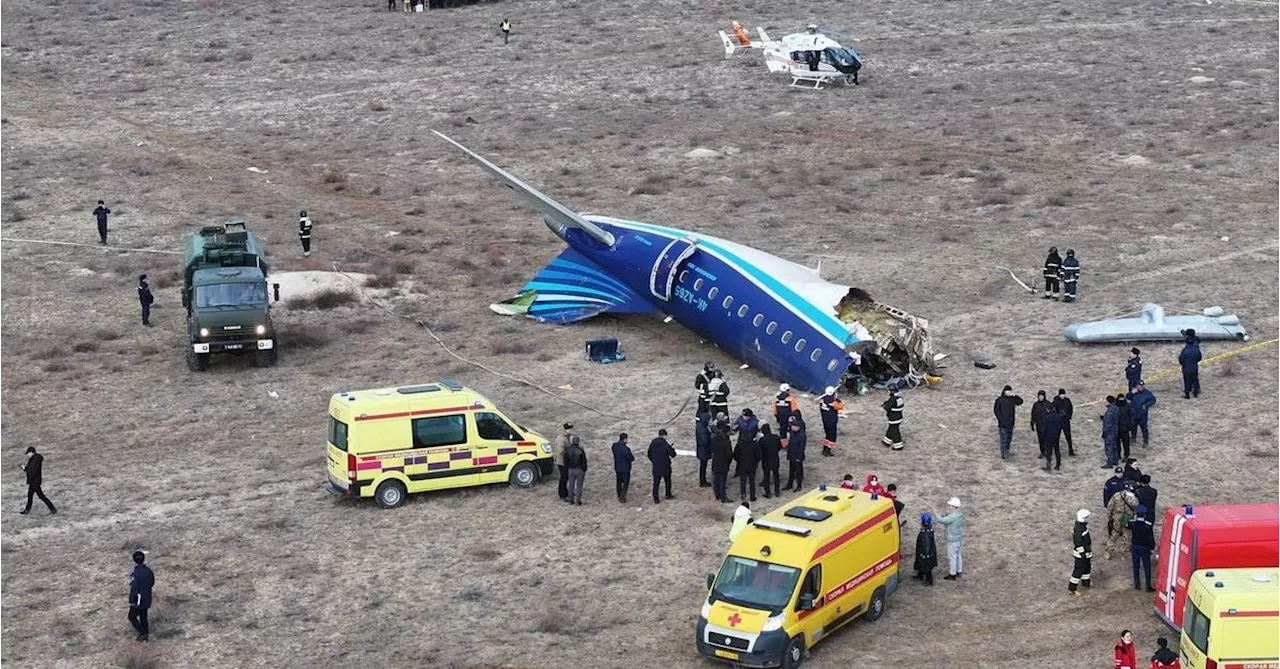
760;24;863;89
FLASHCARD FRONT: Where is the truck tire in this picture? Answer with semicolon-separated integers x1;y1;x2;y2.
253;347;277;368
865;586;887;622
781;635;806;669
509;461;539;489
187;348;210;372
375;480;407;509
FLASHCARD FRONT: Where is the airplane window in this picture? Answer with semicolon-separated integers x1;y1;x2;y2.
795;338;806;353
693;278;703;291
753;314;764;327
708;286;719;300
781;331;793;344
811;349;822;363
827;359;840;372
766;322;777;335
738;305;750;318
679;270;689;283
723;296;734;309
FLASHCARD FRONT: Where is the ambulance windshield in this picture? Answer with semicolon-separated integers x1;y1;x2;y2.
711;557;800;612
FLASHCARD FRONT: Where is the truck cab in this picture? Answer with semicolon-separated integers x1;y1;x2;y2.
182;219;279;371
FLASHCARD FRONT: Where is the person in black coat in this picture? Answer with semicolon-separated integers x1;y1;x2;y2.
137;274;154;327
1030;390;1052;455
1123;458;1144;483
757;424;782;499
695;409;712;488
93;200;111;245
1052;388;1075;456
710;423;733;503
781;416;807;492
611;433;634;504
1135;475;1157;523
1042;246;1062;299
128;551;155;641
733;432;761;502
1037;403;1064;471
1178;334;1203;399
993;386;1024;459
1115;396;1134;461
18;446;57;515
647;429;677;504
914;513;938;585
1125;348;1143;391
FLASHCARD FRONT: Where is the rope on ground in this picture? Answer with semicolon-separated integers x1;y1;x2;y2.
1075;337;1280;407
1;237;183;255
996;266;1035;293
331;265;692;427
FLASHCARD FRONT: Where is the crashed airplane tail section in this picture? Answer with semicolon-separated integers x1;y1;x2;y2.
837;289;941;390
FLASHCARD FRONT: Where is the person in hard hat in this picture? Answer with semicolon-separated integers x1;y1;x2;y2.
1058;249;1081;302
774;384;797;434
696;362;716;414
729;501;752;541
818;386;843;457
1069;508;1093;595
1042;246;1062;299
936;497;964;580
913;513;938;585
298;210;313;257
731;20;751;46
708;371;730;419
806;23;819;34
881;385;905;450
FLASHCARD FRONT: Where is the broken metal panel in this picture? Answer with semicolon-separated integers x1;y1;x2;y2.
1063;303;1250;343
836;289;941;390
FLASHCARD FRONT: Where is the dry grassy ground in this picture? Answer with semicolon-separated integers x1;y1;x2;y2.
2;0;1277;667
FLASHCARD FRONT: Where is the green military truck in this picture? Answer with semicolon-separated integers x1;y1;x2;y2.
182;219;280;371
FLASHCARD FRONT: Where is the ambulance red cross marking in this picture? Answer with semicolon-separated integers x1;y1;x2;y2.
727;613;742;627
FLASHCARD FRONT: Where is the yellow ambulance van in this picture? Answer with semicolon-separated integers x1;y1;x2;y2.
1180;568;1280;669
697;486;901;668
325;380;554;508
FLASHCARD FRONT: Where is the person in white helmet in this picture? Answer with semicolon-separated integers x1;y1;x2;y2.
1070;508;1093;595
818;385;844;457
774;384;797;434
882;385;905;450
936;497;964;580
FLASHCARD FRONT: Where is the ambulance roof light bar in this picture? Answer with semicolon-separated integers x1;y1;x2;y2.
753;519;812;537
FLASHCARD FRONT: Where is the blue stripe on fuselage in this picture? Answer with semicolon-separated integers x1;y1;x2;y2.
600;218;851;346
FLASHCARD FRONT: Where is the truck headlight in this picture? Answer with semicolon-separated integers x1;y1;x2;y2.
761;613;785;632
540;442;552;454
255;324;266;335
701;600;712;619
198;328;209;338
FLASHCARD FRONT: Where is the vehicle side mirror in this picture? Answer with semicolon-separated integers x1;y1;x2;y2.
273;283;280;302
799;593;816;611
706;574;715;590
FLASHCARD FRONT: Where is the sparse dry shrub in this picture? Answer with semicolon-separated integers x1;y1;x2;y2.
150;269;182;289
114;641;160;669
321;169;347;184
533;609;568;633
1219;357;1237;377
405;205;426;216
632;174;671;195
11;187;31;201
391;259;416;274
286;288;357;310
41;360;69;373
491;341;535;356
96;328;122;342
364;271;397;289
369;101;389;112
465;542;503;561
698;503;727;522
120;536;149;551
282;326;332;349
72;341;99;353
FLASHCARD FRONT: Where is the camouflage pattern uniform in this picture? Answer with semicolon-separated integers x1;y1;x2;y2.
1105;489;1138;559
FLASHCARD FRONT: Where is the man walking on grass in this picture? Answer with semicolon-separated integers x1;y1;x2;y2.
18;446;57;515
128;551;154;641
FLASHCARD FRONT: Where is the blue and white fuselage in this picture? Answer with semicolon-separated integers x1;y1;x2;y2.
432;131;930;395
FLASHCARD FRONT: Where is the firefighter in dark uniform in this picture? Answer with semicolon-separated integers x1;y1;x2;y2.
818;386;843;457
695;362;715;414
1059;249;1080;302
137;274;154;327
1069;508;1093;595
774;384;794;435
1042;246;1062;299
298;210;313;257
708;371;730;421
881;385;905;450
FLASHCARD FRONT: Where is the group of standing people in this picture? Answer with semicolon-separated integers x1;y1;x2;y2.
1070;459;1162;598
1041;246;1082;302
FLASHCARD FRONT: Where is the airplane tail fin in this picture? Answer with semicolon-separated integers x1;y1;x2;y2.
490;247;658;324
718;30;735;58
432;131;616;248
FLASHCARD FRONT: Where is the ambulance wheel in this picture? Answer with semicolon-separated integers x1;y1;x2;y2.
865;586;887;622
375;480;407;509
509;461;539;489
782;635;806;669
187;349;210;372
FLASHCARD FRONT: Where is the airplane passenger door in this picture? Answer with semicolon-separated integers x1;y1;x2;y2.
650;238;697;301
